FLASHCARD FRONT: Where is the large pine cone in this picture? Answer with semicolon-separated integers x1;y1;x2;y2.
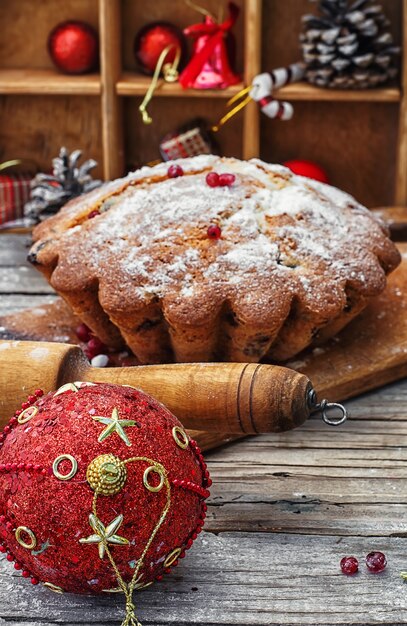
300;0;400;88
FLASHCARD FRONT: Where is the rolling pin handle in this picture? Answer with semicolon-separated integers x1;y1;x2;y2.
307;388;348;426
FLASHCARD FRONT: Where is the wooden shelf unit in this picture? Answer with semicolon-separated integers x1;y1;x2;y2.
0;0;406;207
0;68;101;95
275;82;401;103
116;74;245;98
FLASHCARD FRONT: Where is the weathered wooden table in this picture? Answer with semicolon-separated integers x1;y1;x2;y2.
1;233;407;626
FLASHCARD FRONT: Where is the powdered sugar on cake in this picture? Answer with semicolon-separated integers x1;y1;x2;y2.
35;155;396;312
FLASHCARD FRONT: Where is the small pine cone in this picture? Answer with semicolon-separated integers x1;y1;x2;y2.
24;147;102;223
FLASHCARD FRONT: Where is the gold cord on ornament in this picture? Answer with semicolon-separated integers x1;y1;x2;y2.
211;86;253;132
184;0;216;21
91;457;172;626
139;45;181;125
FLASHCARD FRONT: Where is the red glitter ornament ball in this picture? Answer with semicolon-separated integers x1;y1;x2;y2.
48;21;99;74
0;383;209;596
134;22;186;75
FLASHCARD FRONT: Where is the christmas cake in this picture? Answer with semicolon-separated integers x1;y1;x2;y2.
28;155;400;364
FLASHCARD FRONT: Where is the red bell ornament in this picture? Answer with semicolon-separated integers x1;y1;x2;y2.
179;2;241;89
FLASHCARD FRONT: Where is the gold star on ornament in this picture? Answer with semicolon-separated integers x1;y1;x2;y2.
92;407;136;446
79;513;129;559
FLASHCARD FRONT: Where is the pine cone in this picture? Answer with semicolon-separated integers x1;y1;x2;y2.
24;147;102;223
300;0;400;88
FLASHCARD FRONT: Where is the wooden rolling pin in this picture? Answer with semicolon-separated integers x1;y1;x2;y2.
0;340;346;433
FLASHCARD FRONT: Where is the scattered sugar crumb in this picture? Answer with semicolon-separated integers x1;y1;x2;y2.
29;347;49;359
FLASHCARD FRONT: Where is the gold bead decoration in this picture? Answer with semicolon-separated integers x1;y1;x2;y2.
17;406;39;424
43;582;64;594
172;426;189;449
52;454;78;481
143;465;165;493
86;454;127;496
15;526;37;550
164;547;182;568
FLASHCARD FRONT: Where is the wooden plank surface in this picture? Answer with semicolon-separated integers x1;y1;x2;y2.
0;234;407;625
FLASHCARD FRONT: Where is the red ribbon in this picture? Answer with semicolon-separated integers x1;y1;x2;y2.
179;2;240;89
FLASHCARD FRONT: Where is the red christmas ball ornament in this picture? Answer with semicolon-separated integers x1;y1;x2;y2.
134;22;186;75
283;160;329;184
48;21;99;74
0;383;209;624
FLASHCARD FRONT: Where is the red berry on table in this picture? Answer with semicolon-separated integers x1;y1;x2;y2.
47;21;99;75
206;172;220;187
340;556;359;575
75;323;91;343
366;551;387;573
218;173;236;187
207;224;221;240
168;164;184;178
86;337;106;358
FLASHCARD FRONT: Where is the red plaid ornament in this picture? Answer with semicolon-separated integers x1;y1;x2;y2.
0;174;32;225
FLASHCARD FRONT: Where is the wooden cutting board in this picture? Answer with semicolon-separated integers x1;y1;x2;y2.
1;243;407;451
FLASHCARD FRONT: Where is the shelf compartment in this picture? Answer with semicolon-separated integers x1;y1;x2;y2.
116;73;244;98
0;69;101;95
0;94;103;177
275;82;401;103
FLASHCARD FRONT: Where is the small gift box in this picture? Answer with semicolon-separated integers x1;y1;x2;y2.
0;160;36;226
160;119;217;161
0;171;32;225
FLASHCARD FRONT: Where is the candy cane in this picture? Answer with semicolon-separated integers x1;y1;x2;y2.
249;62;305;120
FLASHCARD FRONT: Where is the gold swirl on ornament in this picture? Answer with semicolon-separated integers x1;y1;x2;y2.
81;456;171;626
15;526;37;550
86;454;127;496
43;582;64;593
52;454;78;481
17;406;39;424
172;426;189;449
143;465;165;492
164;547;182;568
53;382;79;397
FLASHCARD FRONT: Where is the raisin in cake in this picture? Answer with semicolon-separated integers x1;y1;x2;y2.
28;155;400;364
